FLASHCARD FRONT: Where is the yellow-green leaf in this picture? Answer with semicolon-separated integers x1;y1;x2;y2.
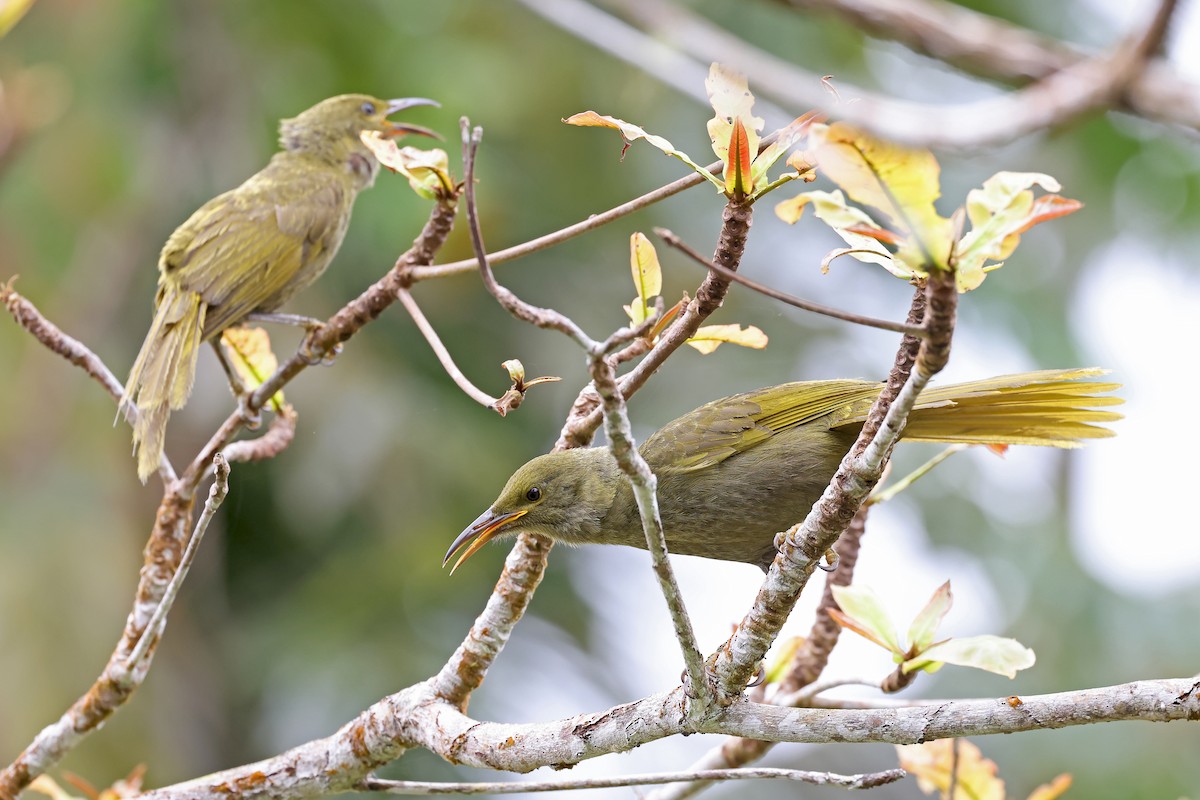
751;111;821;193
955;171;1083;291
629;232;661;320
829;584;902;654
764;636;806;685
776;189;906;276
897;740;1005;800
0;0;35;37
501;359;526;385
904;635;1035;678
360;131;452;199
908;580;953;652
564;110;725;192
705;62;763;166
686;323;768;354
221;326;284;410
807;122;953;271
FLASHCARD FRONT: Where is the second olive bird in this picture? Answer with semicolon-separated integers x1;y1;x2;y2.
446;369;1121;572
121;94;436;481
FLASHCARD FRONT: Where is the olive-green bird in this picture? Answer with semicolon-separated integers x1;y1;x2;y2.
122;94;436;481
445;369;1122;572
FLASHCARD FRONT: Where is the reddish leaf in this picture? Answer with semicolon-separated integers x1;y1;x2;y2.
725;117;753;195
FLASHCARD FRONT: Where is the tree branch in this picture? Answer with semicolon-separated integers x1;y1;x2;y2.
133;676;1199;799
772;0;1200;131
361;765;905;794
580;0;1178;148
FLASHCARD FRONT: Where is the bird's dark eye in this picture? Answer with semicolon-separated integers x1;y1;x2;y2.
360;101;376;115
525;487;541;502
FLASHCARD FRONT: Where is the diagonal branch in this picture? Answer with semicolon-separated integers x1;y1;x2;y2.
177;193;459;490
709;274;947;699
772;0;1200;132
1;279;178;482
582;0;1178;148
435;118;710;707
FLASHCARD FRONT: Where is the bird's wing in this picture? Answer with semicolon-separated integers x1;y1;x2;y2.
159;168;347;336
642;380;881;473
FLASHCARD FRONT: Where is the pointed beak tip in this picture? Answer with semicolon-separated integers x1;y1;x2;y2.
441;508;528;574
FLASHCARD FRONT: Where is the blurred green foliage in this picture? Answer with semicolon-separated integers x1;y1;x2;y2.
1;2;1197;798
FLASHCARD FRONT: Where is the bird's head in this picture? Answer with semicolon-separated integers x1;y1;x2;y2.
279;94;439;160
444;449;620;573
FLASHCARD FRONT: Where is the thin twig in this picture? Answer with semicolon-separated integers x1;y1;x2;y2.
587;347;710;712
1;279;178;483
126;455;230;666
439;118;709;707
654;227;926;337
396;286;499;409
176;194;459;491
361;766;906;794
409;169;710;282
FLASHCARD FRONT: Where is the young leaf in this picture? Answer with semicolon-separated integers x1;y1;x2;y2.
897;740;1005;800
751;112;822;192
764;635;806;685
829;584;902;654
705;62;763;168
905;635;1036;678
221;326;284;410
360;131;453;199
564;111;725;192
908;580;953;653
724;117;754;195
625;232;662;326
775;189;902;275
686;323;768;354
806;122;954;272
955;171;1083;291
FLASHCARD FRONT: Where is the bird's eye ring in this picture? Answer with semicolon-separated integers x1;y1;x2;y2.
360;101;376;115
525;487;541;502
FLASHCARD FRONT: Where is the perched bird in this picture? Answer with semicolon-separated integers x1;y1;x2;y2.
121;94;437;481
445;369;1121;572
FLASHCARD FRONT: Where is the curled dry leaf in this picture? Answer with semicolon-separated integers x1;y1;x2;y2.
221;325;284;410
360;130;453;199
493;359;561;417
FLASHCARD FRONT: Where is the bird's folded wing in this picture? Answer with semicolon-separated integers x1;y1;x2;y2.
643;380;881;473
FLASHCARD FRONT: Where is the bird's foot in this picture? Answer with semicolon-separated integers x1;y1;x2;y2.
299;326;342;366
237;392;263;430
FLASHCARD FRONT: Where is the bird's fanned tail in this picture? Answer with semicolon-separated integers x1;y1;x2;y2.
122;288;206;481
837;368;1124;448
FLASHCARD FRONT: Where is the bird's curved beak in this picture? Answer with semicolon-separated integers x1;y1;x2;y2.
385;97;442;140
443;507;528;574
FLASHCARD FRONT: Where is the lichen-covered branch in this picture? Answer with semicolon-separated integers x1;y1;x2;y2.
133;676;1199;800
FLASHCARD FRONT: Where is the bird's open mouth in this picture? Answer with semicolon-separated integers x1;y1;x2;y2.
443;508;528;573
384;97;441;139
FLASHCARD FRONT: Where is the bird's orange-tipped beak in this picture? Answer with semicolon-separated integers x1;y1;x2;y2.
385;97;442;139
443;507;528;574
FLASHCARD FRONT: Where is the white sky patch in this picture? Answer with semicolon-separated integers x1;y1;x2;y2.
1070;236;1200;594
